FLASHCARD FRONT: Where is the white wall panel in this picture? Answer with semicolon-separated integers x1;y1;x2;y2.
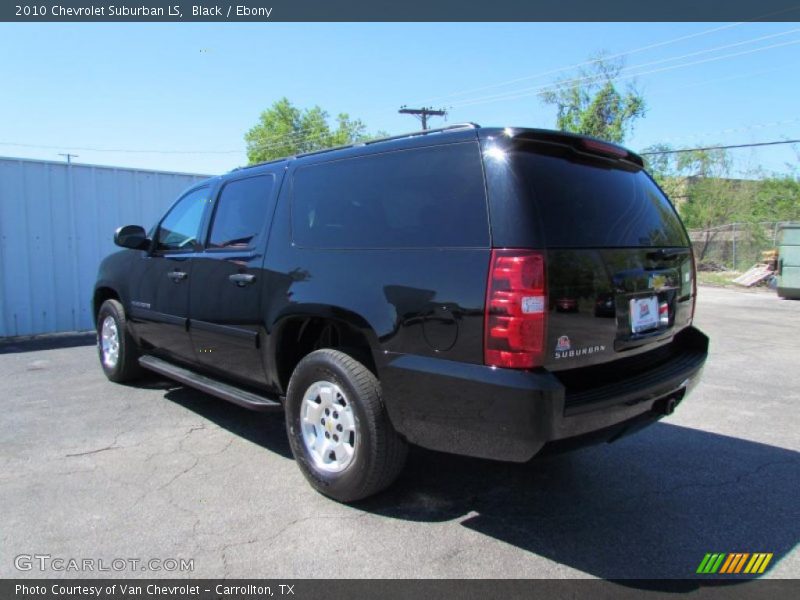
0;157;209;336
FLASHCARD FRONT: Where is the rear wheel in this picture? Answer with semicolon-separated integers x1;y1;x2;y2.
96;299;143;383
285;349;407;502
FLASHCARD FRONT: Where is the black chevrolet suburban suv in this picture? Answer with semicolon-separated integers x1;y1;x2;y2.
94;124;708;502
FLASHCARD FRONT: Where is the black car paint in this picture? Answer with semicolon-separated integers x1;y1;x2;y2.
95;126;708;463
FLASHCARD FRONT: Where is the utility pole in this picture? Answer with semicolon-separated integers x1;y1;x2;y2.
58;153;79;164
398;106;447;130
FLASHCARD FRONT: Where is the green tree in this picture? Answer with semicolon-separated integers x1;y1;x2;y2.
643;143;800;266
539;56;646;143
748;169;800;223
676;149;747;232
643;143;685;202
644;144;755;264
245;98;371;163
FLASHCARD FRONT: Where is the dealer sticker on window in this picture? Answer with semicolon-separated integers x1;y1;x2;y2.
630;296;659;333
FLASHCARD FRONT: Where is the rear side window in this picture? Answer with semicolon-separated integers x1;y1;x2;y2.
511;149;688;248
208;175;274;249
292;142;489;248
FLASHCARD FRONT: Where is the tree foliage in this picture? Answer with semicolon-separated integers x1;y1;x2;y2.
245;98;371;163
539;56;646;143
645;146;745;230
749;170;800;223
643;143;800;263
644;145;800;228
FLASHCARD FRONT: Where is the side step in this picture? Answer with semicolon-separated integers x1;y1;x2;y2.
139;355;282;412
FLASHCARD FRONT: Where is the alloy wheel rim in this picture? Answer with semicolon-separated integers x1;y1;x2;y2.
300;380;358;473
100;316;120;368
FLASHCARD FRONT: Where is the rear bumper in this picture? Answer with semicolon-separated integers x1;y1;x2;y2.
381;326;708;462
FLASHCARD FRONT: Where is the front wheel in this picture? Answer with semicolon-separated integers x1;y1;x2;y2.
285;349;407;502
96;299;143;383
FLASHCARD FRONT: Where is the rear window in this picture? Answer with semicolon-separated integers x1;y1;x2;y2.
291;142;489;249
511;148;688;248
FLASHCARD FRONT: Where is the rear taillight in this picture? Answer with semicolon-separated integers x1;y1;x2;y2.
484;249;547;369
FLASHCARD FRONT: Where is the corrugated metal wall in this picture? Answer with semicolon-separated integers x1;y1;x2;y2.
0;157;209;337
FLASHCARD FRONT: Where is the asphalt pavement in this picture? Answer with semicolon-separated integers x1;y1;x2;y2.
1;286;798;580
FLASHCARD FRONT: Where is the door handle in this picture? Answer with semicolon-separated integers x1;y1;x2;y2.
229;273;255;286
167;270;187;282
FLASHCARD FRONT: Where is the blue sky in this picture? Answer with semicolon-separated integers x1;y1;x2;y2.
1;22;798;175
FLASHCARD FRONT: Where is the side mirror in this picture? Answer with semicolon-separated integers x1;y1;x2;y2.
114;225;150;250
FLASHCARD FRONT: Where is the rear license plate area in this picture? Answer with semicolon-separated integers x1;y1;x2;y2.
630;296;659;333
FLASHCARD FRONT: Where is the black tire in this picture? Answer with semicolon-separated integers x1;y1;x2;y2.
96;299;143;383
285;348;407;502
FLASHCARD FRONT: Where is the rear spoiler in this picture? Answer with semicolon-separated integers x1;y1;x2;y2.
483;128;644;168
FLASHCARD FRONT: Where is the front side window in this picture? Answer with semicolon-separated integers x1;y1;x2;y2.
208;175;275;249
156;187;210;252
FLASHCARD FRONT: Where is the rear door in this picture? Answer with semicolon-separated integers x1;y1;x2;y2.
129;185;211;363
485;139;694;371
188;171;280;386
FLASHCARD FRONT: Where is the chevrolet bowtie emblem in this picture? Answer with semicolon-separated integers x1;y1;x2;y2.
649;274;667;291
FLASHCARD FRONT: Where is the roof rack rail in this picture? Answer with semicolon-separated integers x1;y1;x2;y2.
231;122;480;172
363;122;480;146
230;156;288;172
296;122;480;159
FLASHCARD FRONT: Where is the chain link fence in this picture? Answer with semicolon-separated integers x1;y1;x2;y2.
688;222;791;272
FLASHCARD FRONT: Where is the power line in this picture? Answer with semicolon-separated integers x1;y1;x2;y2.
412;22;748;106
0;129;341;156
449;36;800;109
640;140;800;155
0;141;242;155
655;117;800;145
5;135;799;161
414;4;800;108
644;65;784;101
0;128;386;158
448;29;800;107
6;29;794;160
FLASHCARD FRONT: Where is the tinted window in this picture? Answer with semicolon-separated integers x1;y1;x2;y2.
156;187;209;251
292;143;488;248
511;149;688;248
208;175;274;249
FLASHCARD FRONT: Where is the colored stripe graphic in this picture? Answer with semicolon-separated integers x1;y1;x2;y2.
743;553;774;574
734;553;750;573
699;552;774;574
697;553;726;574
719;554;736;573
720;553;750;574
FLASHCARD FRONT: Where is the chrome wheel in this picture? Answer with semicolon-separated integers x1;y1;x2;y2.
300;380;358;473
100;316;120;368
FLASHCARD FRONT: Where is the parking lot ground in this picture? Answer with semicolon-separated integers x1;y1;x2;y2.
1;286;798;579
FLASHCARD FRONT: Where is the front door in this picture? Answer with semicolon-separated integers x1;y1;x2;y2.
129;185;211;363
189;173;278;385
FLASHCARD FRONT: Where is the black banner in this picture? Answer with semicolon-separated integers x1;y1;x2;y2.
4;579;800;600
3;0;800;22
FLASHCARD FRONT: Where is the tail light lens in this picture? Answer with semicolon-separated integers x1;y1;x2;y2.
484;249;547;369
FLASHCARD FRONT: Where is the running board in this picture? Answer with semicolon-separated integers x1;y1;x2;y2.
139;355;282;412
